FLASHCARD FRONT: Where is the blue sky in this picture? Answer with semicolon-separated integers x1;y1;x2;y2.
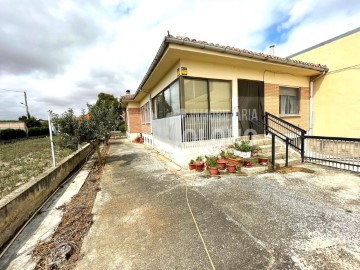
0;0;359;120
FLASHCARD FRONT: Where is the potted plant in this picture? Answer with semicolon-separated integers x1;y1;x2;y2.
206;155;219;175
258;156;269;166
243;158;252;168
217;152;227;170
224;152;241;165
235;141;252;158
251;145;260;156
226;162;237;173
189;159;196;170
194;156;205;172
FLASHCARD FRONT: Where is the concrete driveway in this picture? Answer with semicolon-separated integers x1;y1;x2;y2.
76;138;360;269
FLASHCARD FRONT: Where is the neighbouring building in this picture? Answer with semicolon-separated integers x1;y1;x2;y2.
0;121;27;132
289;27;360;138
120;35;328;166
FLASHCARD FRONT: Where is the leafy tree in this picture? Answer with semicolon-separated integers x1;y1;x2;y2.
18;115;41;128
53;109;81;151
53;98;118;164
95;92;119;108
94;92;121;130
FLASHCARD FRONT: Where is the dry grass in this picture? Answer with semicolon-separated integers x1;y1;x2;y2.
0;137;73;199
31;140;111;269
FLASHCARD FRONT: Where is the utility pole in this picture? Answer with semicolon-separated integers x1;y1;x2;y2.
24;91;30;119
48;110;56;167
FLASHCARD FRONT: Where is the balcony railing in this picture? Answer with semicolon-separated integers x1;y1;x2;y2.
152;113;233;144
181;113;232;142
304;136;360;172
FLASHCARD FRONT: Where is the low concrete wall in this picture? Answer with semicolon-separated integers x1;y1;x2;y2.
0;144;93;250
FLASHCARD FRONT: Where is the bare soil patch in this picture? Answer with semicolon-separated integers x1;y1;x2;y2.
276;166;315;174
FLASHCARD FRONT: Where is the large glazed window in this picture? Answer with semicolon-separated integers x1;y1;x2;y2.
153;79;180;119
141;102;151;123
184;78;231;113
209;81;231;112
154;93;165;119
184;79;208;113
279;87;300;115
170;81;180;115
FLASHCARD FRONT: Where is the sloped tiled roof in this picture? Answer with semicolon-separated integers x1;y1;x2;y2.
169;35;328;70
122;34;328;102
120;93;135;101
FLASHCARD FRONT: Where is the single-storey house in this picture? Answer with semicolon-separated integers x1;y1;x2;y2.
120;35;328;166
289;27;360;138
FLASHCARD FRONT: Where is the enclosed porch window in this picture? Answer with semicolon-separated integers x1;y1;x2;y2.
183;78;232;113
152;77;233;143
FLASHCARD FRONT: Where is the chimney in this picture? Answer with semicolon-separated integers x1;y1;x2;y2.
269;44;275;57
126;90;131;95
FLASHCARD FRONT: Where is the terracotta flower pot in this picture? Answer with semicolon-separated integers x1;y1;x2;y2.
244;160;252;168
208;166;219;175
217;159;227;170
226;157;241;165
189;163;196;170
258;158;269;166
194;162;204;172
226;163;236;173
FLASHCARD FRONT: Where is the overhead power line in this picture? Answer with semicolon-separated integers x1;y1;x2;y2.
0;88;24;93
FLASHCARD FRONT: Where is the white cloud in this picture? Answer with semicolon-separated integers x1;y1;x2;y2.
0;0;359;120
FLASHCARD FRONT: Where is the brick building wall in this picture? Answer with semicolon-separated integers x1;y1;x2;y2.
127;108;141;133
264;83;310;131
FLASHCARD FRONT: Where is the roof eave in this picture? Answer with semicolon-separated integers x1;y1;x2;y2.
128;36;328;102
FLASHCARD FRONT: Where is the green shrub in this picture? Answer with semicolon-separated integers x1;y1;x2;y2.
28;127;49;137
0;129;27;140
119;122;126;133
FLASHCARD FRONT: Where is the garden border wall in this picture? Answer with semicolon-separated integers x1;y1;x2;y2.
0;143;93;251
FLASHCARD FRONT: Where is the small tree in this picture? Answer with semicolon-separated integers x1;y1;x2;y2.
53;109;81;151
54;100;118;164
79;102;116;164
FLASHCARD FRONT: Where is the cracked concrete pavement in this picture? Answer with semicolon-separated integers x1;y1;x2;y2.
76;137;360;269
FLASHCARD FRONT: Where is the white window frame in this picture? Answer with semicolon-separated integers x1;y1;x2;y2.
141;102;151;124
279;86;300;116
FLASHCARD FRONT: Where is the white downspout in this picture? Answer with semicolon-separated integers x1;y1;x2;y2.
309;81;314;135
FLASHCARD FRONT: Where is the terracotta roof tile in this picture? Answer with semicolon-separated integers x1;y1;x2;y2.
120;93;135;101
170;35;327;70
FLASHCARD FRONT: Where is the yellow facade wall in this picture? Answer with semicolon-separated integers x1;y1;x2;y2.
146;63;179;99
292;30;360;137
180;59;310;130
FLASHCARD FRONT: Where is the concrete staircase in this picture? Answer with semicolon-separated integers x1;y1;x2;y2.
247;135;302;168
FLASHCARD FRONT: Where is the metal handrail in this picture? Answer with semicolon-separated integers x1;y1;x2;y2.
264;113;306;161
250;118;294;168
265;112;307;133
304;135;360;142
